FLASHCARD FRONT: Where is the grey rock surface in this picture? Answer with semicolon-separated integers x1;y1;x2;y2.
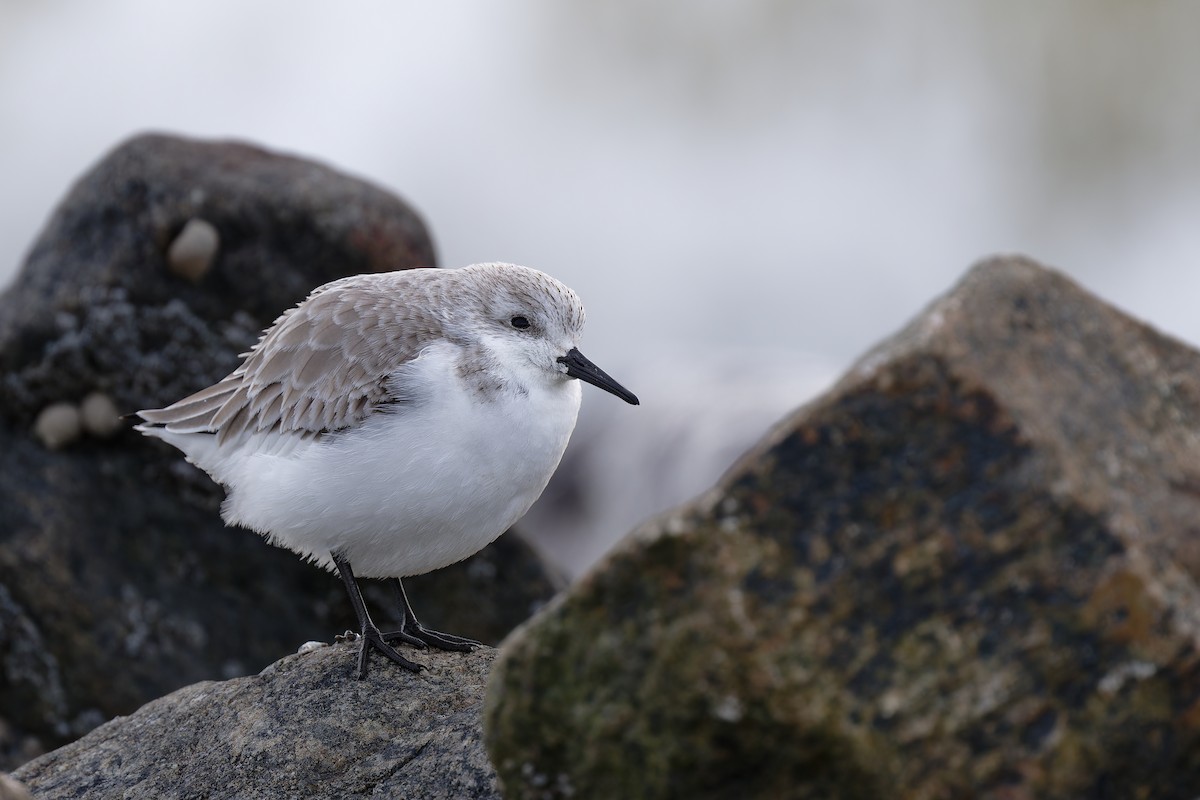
14;645;501;799
0;134;558;767
486;256;1200;798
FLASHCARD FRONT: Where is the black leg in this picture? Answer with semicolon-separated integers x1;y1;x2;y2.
382;578;482;652
331;550;422;678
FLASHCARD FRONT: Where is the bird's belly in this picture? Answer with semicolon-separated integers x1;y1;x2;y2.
223;383;581;578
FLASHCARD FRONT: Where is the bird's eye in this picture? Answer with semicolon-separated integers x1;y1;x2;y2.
510;316;531;330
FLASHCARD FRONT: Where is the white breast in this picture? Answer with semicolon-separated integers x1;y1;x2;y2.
215;346;583;578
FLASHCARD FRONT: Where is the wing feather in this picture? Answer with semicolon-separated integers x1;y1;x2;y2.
137;270;445;445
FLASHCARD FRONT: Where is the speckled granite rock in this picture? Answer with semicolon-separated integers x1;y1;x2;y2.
13;645;501;799
0;134;558;767
485;256;1200;799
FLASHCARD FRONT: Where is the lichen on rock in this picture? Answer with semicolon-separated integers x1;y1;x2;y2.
485;256;1200;799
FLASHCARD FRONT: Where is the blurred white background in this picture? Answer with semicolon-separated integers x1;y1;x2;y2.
2;2;1198;572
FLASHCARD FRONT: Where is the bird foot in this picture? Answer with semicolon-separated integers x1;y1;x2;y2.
352;624;424;679
383;623;481;653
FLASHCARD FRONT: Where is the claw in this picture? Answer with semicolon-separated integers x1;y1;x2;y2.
383;624;480;652
389;578;482;652
355;624;422;679
333;550;428;678
331;551;480;678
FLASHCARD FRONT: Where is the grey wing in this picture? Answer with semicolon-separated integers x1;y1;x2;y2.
138;278;432;445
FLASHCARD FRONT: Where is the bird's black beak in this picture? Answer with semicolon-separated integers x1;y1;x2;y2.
557;348;639;405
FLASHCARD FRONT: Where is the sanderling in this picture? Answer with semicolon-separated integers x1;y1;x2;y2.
136;262;638;678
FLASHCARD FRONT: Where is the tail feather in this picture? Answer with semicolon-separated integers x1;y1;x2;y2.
136;381;237;429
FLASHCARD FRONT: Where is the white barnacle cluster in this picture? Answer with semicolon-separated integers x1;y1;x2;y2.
166;218;220;283
33;391;123;450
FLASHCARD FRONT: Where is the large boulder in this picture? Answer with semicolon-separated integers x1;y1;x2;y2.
0;134;558;767
485;256;1200;798
0;132;435;421
13;644;501;799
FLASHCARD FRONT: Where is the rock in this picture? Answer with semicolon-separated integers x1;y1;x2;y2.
13;645;502;799
31;403;80;449
485;255;1200;798
165;217;220;282
0;134;558;768
0;132;436;424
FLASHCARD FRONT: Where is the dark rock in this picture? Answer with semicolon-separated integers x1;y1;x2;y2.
13;644;501;799
0;134;558;767
0;132;435;424
485;256;1200;799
